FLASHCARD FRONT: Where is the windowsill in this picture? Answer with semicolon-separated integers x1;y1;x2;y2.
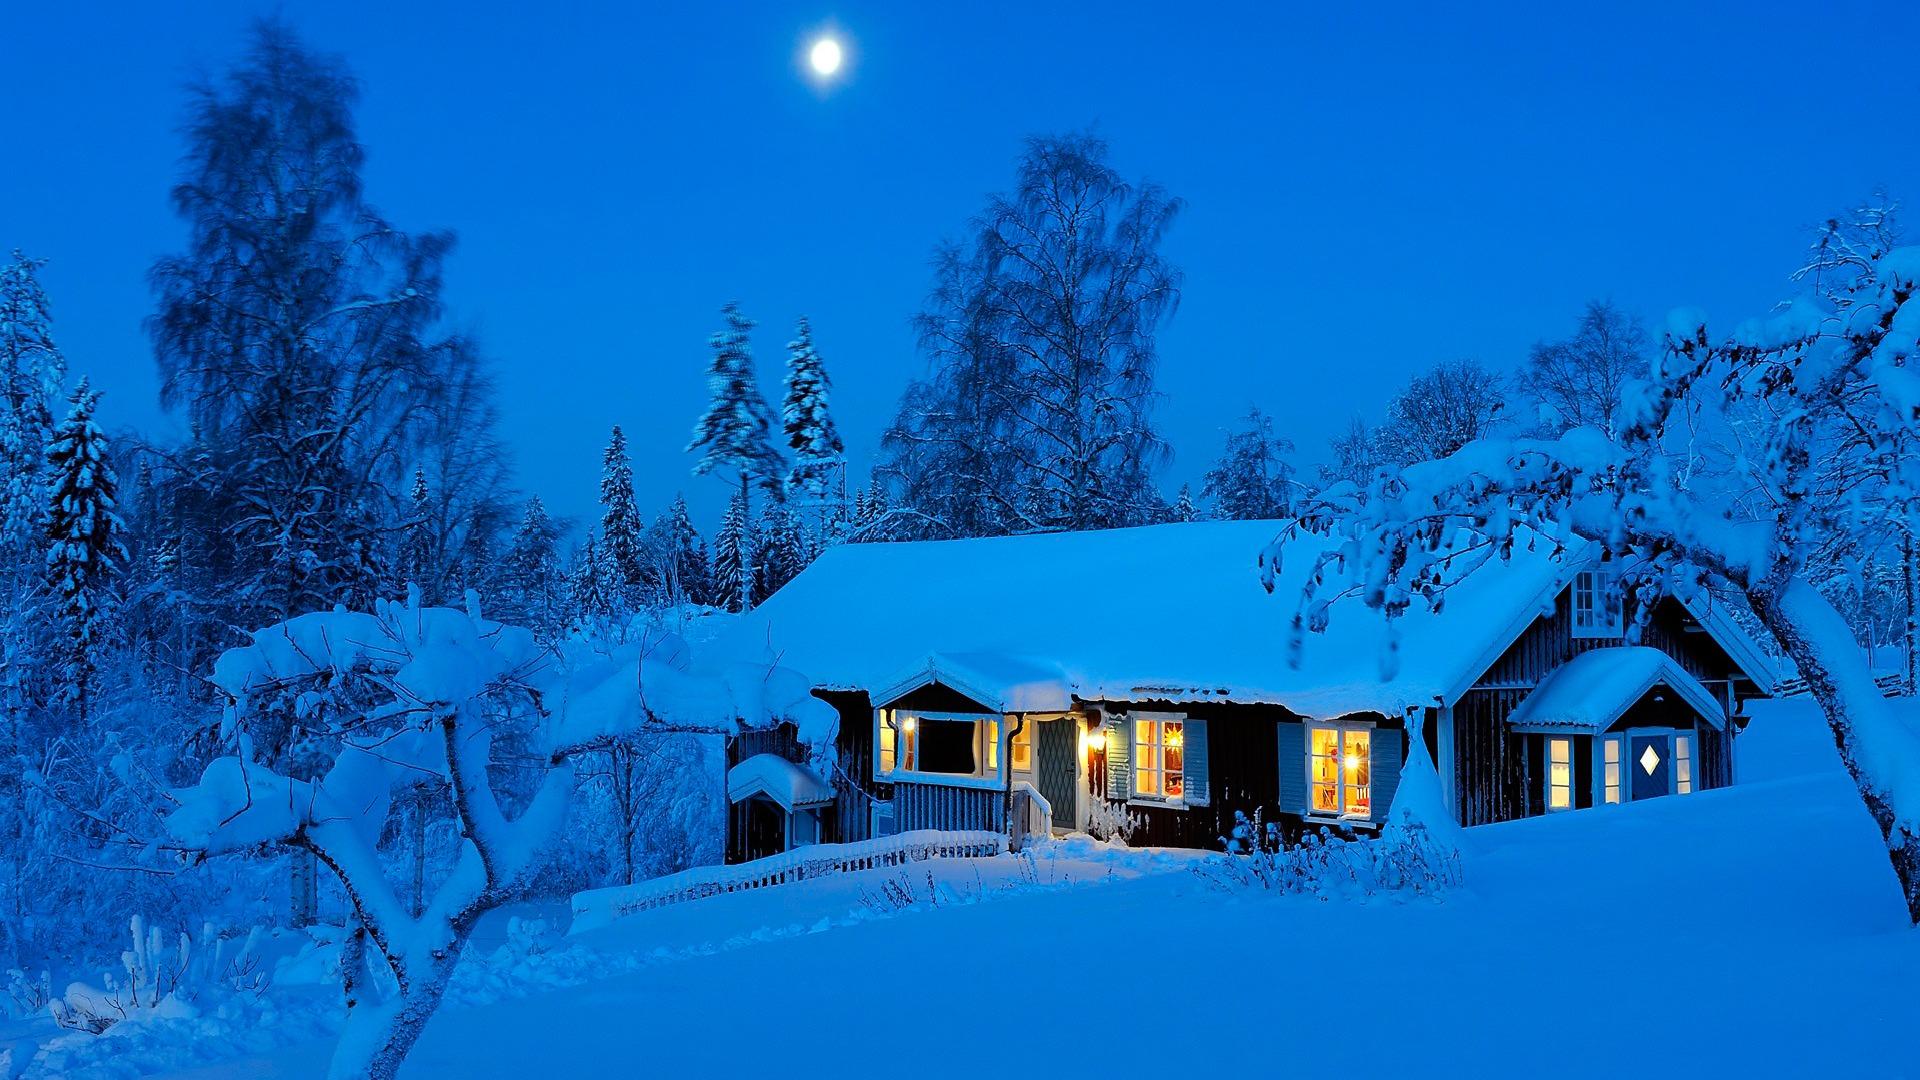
1302;812;1377;829
883;772;1005;792
1127;797;1186;811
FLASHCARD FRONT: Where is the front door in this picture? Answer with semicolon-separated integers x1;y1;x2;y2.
1630;733;1671;801
1036;718;1079;833
744;796;786;861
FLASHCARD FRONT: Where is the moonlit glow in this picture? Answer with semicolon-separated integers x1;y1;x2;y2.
810;37;843;76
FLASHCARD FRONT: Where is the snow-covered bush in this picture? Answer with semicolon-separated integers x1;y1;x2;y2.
1085;800;1141;845
1204;821;1462;900
46;916;267;1034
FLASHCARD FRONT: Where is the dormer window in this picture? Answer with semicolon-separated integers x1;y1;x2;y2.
1571;570;1624;638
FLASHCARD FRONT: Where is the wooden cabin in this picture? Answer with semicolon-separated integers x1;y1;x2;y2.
707;521;1780;861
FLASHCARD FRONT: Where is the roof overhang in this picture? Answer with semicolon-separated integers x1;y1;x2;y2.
871;652;1074;714
1507;646;1727;734
726;753;834;811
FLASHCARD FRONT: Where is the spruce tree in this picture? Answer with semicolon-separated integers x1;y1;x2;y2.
0;251;64;559
850;476;891;543
1170;483;1200;523
654;493;713;607
400;466;434;599
711;491;751;613
568;536;612;627
599;425;647;601
687;303;784;610
754;501;805;600
43;379;125;720
501;496;561;638
782;317;846;533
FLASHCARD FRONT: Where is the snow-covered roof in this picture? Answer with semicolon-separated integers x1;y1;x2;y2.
1506;646;1726;733
710;521;1580;718
726;753;835;811
872;652;1073;713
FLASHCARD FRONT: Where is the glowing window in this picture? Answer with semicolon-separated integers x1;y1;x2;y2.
1602;735;1622;805
1675;733;1693;794
1132;718;1185;801
1548;737;1572;811
1307;722;1371;819
1010;719;1034;772
882;712;1003;779
877;710;896;773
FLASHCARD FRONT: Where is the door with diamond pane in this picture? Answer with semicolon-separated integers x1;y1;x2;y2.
1630;734;1671;801
1036;718;1078;833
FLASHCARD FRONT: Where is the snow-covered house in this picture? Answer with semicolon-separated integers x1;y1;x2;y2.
706;520;1779;860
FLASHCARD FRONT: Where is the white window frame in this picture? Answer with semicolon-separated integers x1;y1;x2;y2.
1546;736;1573;812
874;709;1003;782
1305;718;1375;822
1129;712;1187;806
1571;569;1624;639
1599;733;1624;805
1675;731;1694;795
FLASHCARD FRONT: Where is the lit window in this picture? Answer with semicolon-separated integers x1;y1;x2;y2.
1602;735;1622;804
1307;722;1371;819
1010;719;1034;772
877;710;896;773
1547;737;1572;811
1132;717;1185;801
881;711;1003;779
1675;734;1693;794
1572;570;1624;639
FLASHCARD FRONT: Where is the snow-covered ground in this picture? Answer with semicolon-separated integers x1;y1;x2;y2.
25;698;1917;1079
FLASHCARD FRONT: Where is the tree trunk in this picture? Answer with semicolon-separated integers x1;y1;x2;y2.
1752;579;1920;923
328;946;462;1080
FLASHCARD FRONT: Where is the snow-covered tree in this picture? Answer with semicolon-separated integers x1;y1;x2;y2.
687;303;784;609
881;133;1181;536
498;496;562;640
1273;243;1920;922
710;491;750;613
754;500;805;600
43;379;125;720
567;536;613;629
782;317;846;511
1168;482;1200;523
647;494;713;608
1374;358;1507;466
399;467;434;600
598;425;647;601
1318;415;1382;492
1201;408;1297;521
149;22;484;623
1520;300;1652;437
165;594;834;1078
1;251;65;541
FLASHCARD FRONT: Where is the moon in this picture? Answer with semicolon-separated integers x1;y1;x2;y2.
809;37;843;77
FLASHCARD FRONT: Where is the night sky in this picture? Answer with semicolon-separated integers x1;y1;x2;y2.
5;0;1918;529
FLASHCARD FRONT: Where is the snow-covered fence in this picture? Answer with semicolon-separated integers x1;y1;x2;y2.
1775;671;1908;699
571;829;1007;931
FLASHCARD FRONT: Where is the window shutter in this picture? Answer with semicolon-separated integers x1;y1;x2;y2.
1277;721;1306;813
1183;718;1209;806
1106;717;1130;800
1371;725;1403;822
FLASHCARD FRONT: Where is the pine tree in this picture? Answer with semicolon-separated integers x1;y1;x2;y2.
0;251;65;560
599;426;647;601
851;476;891;542
1201;408;1297;521
754;501;805;600
500;496;561;637
711;491;750;613
782;316;846;515
687;303;785;610
1170;483;1200;523
400;466;434;600
43;379;125;720
652;493;713;607
568;536;612;627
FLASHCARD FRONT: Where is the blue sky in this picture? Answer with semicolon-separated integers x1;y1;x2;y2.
4;1;1918;529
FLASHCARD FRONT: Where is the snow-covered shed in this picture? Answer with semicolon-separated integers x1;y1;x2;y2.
706;521;1777;856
